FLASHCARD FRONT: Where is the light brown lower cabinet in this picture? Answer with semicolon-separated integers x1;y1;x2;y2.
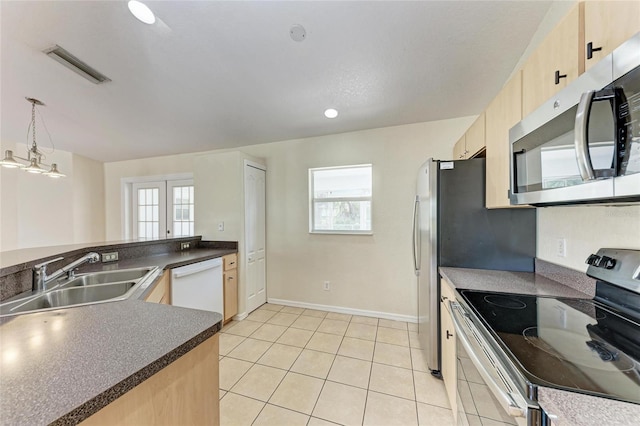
223;253;238;322
81;334;220;425
440;279;458;422
144;270;170;305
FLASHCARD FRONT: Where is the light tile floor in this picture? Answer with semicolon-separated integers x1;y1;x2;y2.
219;304;454;426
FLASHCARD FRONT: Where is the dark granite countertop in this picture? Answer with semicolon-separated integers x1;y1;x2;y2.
0;245;232;425
439;266;592;298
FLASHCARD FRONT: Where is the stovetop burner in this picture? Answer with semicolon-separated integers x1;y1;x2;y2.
460;289;640;404
522;326;635;372
484;295;527;309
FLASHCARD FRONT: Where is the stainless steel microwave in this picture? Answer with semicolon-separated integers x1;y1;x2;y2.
509;32;640;206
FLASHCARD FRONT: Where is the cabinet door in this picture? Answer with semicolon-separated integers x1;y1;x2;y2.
522;3;583;117
465;113;486;158
144;270;169;304
440;281;457;420
584;1;640;70
453;135;467;160
485;72;522;209
224;269;238;321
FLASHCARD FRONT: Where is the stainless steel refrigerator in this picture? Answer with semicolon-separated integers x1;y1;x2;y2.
412;158;536;375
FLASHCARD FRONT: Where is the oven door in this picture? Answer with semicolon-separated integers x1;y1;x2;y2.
450;301;539;426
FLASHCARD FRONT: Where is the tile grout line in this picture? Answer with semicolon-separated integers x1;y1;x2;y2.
222;304;451;426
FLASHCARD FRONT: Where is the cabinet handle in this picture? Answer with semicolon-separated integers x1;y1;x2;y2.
440;296;448;303
228;276;234;280
554;70;567;85
586;42;602;60
446;330;453;340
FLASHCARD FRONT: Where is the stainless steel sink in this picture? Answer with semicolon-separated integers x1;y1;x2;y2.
0;266;159;317
60;267;155;288
9;283;137;312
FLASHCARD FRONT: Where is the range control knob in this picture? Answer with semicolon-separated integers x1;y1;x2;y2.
599;256;617;270
586;254;601;266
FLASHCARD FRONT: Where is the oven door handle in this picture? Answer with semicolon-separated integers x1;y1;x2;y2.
450;301;528;418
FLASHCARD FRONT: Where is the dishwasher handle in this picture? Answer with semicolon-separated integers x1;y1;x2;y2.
449;301;528;418
173;259;222;279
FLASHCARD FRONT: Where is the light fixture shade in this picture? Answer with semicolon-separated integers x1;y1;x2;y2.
44;163;66;178
24;158;46;173
0;150;25;168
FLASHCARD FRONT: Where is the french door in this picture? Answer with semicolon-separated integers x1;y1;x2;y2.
132;179;194;239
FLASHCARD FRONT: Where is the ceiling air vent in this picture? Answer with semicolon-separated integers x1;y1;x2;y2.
43;45;112;84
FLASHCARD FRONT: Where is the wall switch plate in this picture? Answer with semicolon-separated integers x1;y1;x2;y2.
218;222;224;231
323;281;330;291
556;238;566;257
101;252;119;262
180;242;190;250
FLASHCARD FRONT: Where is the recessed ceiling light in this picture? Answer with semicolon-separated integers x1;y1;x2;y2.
324;108;338;119
128;0;156;25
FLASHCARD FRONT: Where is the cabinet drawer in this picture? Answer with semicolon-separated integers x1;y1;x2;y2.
223;253;238;271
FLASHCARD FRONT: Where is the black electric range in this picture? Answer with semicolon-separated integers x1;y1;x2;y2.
458;248;640;405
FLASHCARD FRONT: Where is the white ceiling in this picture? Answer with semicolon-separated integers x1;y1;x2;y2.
1;1;552;163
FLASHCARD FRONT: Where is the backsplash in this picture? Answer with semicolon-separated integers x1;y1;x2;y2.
537;204;640;272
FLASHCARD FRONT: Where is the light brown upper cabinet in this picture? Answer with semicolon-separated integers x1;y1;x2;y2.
485;72;522;209
583;1;640;70
522;3;584;117
465;113;485;159
453;135;466;160
452;114;485;160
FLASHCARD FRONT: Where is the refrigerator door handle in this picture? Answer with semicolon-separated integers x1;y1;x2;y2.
412;196;420;275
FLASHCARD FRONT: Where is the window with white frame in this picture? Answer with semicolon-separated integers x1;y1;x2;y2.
130;178;194;239
309;164;372;234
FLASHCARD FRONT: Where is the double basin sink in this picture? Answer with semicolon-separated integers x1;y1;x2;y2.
0;267;159;317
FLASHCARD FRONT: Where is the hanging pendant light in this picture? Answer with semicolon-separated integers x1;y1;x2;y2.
44;163;65;178
24;158;46;173
0;150;25;168
0;97;65;178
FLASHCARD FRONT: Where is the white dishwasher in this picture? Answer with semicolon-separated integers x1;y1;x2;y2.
171;258;223;315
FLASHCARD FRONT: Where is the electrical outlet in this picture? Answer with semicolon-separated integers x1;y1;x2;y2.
101;252;119;262
323;281;330;291
556;238;566;257
218;222;225;231
180;242;190;250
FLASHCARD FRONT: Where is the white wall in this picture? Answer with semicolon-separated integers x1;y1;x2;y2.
104;118;475;317
537;205;640;271
0;144;105;251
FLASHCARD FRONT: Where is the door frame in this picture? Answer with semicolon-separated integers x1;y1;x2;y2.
243;160;267;314
121;173;193;239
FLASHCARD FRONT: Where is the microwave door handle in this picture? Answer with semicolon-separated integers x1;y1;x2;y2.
575;90;597;180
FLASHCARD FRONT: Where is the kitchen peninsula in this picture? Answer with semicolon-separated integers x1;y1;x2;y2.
0;237;233;425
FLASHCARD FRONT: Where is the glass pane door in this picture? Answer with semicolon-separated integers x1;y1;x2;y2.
167;180;194;237
132;181;167;239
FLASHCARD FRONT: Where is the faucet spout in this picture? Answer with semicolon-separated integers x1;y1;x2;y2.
32;252;100;292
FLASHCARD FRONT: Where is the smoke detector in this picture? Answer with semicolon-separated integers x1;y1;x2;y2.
290;24;307;42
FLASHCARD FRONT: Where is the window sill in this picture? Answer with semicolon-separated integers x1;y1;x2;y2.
309;230;374;236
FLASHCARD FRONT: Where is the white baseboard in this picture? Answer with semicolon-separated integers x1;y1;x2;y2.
267;298;418;323
233;311;248;321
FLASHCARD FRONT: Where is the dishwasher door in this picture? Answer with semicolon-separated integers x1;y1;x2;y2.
171;258;223;315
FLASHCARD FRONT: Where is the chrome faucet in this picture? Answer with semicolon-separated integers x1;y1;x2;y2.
32;252;100;292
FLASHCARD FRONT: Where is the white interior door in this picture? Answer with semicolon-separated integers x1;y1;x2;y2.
245;163;266;313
